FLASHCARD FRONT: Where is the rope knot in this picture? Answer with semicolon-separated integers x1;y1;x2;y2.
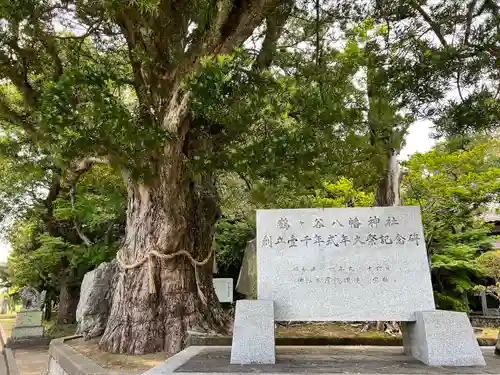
116;246;214;305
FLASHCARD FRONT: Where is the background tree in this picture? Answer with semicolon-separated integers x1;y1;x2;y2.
3;164;126;323
0;0;498;356
476;250;500;282
403;137;500;310
0;0;296;354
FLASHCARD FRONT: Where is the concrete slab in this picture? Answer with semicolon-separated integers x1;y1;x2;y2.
150;346;500;374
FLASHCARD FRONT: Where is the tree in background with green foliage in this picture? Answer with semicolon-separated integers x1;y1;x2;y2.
475;250;500;313
403;138;500;311
215;219;255;283
311;178;374;208
214;177;374;279
477;250;500;282
0;0;498;355
2;163;126;323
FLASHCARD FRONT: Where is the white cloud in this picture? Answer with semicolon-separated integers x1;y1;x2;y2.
400;120;437;160
0;240;10;264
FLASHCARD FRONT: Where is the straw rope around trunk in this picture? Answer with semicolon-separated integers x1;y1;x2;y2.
116;247;214;305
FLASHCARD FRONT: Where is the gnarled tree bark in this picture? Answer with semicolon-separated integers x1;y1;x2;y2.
100;122;225;354
0;0;285;355
96;0;287;355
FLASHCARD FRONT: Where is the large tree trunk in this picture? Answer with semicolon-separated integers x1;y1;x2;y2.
57;276;77;324
496;332;500;356
374;148;402;206
99;124;226;355
373;148;402;334
94;0;286;355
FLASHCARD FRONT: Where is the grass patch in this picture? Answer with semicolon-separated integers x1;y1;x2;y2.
43;319;77;339
0;317;16;337
276;323;393;339
476;327;499;340
278;322;498;341
0;315;76;339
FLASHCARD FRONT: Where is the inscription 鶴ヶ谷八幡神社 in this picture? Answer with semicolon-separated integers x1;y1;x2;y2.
262;214;421;249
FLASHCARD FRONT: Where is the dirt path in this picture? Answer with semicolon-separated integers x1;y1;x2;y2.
0;325;8;375
12;347;48;375
0;318;48;375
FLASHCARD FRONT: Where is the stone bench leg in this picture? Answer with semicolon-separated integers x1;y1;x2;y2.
230;300;275;364
402;310;485;366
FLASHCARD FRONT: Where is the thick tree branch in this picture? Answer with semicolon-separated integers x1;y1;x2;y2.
315;0;321;67
464;0;478;45
40;34;64;80
413;5;448;47
111;0;282;134
63;157;109;189
61;157;108;246
457;71;465;102
45;168;62;218
114;9;157;127
237;172;253;191
0;51;39;108
255;0;293;70
217;0;284;53
69;184;93;247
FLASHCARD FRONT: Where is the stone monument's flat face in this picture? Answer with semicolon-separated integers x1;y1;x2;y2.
15;310;43;326
213;278;233;303
257;206;435;321
230;300;275;364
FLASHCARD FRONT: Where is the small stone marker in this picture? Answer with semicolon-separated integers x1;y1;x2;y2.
0;299;7;314
230;206;485;367
230;300;275;364
474;289;489;315
213;278;233;303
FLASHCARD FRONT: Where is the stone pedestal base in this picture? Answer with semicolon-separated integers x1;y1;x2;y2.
230;300;275;364
11;325;44;339
6;325;48;348
6;309;47;348
402;310;486;366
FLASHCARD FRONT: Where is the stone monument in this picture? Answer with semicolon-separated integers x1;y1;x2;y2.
231;207;485;366
236;239;257;299
76;260;118;339
7;286;48;347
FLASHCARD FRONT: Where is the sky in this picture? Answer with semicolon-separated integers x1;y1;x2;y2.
0;122;437;263
399;120;437;160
